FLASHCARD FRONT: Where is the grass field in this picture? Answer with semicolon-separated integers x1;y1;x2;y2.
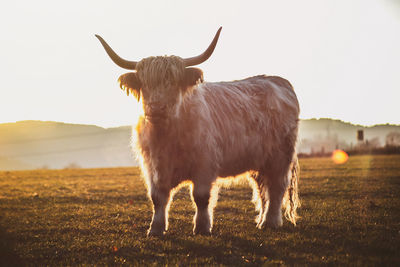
0;155;399;266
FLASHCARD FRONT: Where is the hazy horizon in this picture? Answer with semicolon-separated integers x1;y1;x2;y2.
1;0;400;127
1;118;399;171
2;117;400;129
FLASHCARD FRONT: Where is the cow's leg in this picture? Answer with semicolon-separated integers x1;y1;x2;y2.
148;185;171;236
264;167;290;228
257;186;268;228
192;182;214;235
251;172;268;228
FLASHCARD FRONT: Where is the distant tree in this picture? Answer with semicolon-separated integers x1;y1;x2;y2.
38;165;49;170
367;137;381;149
64;162;81;169
386;132;400;147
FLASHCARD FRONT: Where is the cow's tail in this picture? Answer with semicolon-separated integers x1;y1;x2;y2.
283;154;301;225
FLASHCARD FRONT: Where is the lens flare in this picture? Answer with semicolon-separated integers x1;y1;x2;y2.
331;149;348;164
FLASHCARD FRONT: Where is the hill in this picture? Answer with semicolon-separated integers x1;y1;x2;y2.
0;156;34;171
0;121;135;170
298;119;400;154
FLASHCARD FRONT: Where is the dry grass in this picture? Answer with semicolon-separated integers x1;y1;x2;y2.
0;155;399;265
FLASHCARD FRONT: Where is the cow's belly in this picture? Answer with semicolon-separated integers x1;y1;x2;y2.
218;150;262;178
218;164;254;178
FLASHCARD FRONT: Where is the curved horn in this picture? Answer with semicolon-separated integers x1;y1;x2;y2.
184;27;222;67
95;34;137;70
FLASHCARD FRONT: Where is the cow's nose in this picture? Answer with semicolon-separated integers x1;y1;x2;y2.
147;102;167;115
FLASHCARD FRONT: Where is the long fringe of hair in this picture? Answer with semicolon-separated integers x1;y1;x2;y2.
283;154;301;225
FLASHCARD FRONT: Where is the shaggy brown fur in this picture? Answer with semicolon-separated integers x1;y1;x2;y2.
136;56;186;89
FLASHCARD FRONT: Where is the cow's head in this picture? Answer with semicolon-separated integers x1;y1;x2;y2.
95;27;221;123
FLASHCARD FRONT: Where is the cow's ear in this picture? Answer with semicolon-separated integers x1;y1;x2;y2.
118;72;142;101
182;68;204;88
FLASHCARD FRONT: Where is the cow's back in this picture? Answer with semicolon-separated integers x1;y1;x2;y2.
181;75;300;177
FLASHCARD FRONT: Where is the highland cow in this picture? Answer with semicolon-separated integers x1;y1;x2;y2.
96;27;300;236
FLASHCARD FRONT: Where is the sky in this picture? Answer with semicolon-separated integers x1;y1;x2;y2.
0;0;399;128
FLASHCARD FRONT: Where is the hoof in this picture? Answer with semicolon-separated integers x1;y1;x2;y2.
193;227;212;236
265;216;283;229
147;228;165;237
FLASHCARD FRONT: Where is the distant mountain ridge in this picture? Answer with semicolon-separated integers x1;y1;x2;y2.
0;121;136;170
0;119;399;170
298;118;400;154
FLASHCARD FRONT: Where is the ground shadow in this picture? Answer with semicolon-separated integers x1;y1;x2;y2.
0;224;24;266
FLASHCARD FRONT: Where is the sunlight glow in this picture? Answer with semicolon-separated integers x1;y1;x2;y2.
132;96;144;126
331;149;349;164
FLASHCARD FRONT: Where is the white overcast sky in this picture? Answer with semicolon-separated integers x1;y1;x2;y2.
0;0;399;127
